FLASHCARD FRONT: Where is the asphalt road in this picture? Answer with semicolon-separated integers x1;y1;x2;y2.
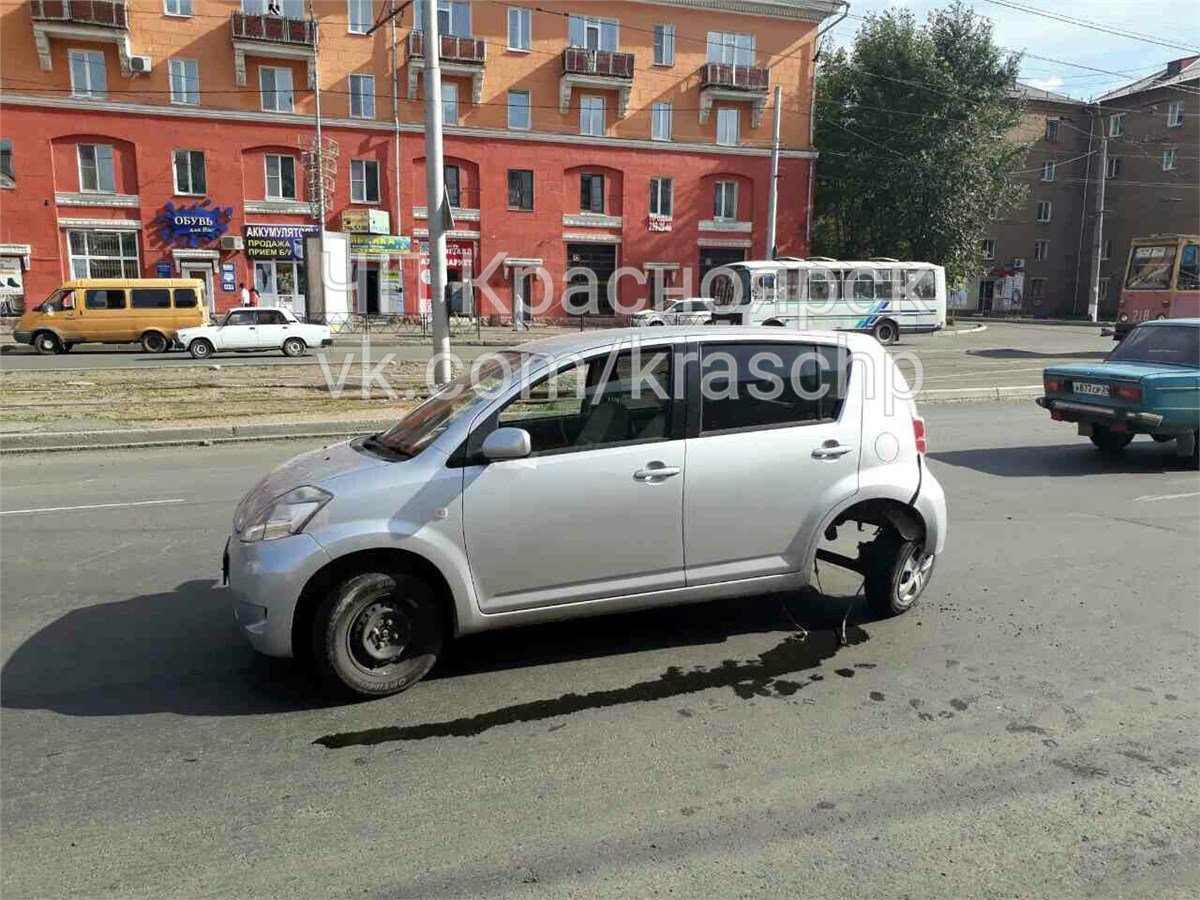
0;322;1116;392
2;402;1197;899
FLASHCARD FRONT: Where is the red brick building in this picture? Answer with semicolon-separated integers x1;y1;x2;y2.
0;0;840;319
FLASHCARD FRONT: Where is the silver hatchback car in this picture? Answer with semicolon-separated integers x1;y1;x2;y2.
226;328;947;697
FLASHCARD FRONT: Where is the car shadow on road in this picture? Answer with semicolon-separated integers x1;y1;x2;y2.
965;348;1109;360
930;441;1198;477
0;578;877;718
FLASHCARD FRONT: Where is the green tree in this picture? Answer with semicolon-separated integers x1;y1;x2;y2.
812;2;1027;283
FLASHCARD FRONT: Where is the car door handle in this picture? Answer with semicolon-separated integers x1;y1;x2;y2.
633;463;681;480
812;442;855;459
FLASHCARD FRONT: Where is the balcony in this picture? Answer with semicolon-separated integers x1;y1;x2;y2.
698;62;771;128
559;48;635;118
30;0;133;74
230;12;317;90
406;31;487;104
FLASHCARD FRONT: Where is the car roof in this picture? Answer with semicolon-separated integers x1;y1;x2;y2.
1137;318;1200;328
514;326;880;358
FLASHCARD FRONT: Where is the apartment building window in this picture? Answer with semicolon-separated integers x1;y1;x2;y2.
1106;156;1121;180
1036;200;1052;223
348;0;372;35
1029;278;1046;303
165;0;193;16
1163;147;1178;171
1034;239;1048;262
508;169;534;210
1108;113;1124;137
980;239;996;260
244;0;303;15
568;15;618;51
445;165;460;206
350;73;375;118
1044;118;1059;142
442;81;459;126
173;150;206;196
77;144;115;193
350;159;380;204
260;66;294;113
69;49;106;99
508;7;531;50
168;58;199;105
708;31;754;66
0;140;13;189
580;174;605;214
68;231;139;279
652;101;672;141
507;91;531;130
1041;160;1055;181
416;0;471;37
1101;239;1112;261
654;24;675;66
1167;101;1184;128
714;180;738;220
716;108;739;146
650;177;673;217
265;154;297;200
580;95;605;136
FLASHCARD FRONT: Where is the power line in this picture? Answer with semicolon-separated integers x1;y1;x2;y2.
979;0;1200;55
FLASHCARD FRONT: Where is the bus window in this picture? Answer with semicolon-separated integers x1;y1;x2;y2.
1178;244;1199;290
809;270;833;301
876;270;896;300
753;273;778;301
852;274;875;301
907;269;937;304
1125;244;1177;290
786;269;801;302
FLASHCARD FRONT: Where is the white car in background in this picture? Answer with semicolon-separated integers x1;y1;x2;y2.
631;298;714;327
178;308;332;359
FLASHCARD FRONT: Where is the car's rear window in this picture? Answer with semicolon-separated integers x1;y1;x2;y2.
1108;325;1200;367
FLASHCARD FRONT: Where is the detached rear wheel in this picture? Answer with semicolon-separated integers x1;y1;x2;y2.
864;531;934;617
1090;426;1133;453
313;570;444;697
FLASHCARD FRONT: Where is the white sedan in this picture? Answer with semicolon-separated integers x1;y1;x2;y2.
630;298;714;327
178;308;332;359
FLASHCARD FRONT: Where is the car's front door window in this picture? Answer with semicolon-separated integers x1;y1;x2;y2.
225;310;255;326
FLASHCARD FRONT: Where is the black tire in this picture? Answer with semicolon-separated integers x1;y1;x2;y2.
763;319;785;327
313;570;444;697
863;531;934;618
141;331;168;354
282;336;307;357
34;331;63;355
648;321;665;327
61;342;76;353
1090;426;1133;453
872;319;899;346
188;338;215;360
1150;434;1174;443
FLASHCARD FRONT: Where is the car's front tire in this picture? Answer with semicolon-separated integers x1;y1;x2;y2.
1090;426;1133;454
33;331;63;355
313;570;444;698
864;531;934;617
188;338;215;360
282;336;307;357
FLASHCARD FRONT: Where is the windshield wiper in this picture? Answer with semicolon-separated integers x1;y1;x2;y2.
361;432;411;460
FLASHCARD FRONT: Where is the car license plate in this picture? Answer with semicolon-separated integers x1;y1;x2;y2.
1073;381;1109;397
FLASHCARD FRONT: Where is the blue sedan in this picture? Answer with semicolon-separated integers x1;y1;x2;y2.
1037;319;1200;465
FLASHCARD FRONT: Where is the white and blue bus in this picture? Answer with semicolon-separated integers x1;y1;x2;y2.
707;257;947;344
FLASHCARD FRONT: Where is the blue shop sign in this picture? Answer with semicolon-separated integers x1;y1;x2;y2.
155;261;172;278
153;199;234;248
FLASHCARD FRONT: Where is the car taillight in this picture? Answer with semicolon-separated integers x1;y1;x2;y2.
913;417;927;454
1044;376;1064;392
1113;383;1141;402
1119;313;1129;322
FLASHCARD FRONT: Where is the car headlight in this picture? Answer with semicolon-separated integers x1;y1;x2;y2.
240;485;332;543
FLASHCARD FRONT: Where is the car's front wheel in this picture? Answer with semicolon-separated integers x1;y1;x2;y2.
34;331;63;355
313;570;444;697
864;531;934;617
188;338;215;360
1090;426;1133;453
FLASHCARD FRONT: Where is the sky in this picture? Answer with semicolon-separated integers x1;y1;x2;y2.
827;0;1200;99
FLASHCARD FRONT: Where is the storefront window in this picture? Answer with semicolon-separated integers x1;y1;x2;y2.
254;260;306;311
67;230;139;278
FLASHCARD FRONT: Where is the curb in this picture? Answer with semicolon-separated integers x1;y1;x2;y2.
930;324;987;337
917;384;1042;404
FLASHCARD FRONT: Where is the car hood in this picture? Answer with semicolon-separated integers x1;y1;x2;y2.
234;439;386;525
1044;361;1192;380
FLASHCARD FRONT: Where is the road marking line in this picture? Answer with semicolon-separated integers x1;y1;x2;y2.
1133;492;1200;504
0;498;187;516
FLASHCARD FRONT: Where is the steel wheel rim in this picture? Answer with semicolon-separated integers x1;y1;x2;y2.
896;549;933;608
347;598;412;673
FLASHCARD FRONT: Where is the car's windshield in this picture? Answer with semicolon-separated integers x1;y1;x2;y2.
1107;325;1200;367
376;351;532;457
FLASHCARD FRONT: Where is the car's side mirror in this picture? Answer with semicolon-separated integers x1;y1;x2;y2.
482;427;532;461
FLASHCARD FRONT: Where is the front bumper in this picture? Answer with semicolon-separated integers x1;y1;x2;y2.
1036;395;1165;431
226;531;332;658
321;338;334;347
12;330;32;345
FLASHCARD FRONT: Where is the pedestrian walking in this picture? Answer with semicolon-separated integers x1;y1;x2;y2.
239;282;250;306
249;285;260;307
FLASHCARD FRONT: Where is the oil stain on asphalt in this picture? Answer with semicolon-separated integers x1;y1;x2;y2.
314;626;869;749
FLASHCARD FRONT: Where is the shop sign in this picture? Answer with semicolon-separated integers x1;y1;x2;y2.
341;209;391;235
349;234;412;255
244;224;319;260
155;261;172;277
154;199;234;247
220;262;237;293
649;214;673;233
0;258;23;295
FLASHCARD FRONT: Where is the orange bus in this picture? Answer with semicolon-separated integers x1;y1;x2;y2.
1115;234;1200;339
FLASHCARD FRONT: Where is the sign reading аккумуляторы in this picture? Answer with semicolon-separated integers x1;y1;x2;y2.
244;224;320;260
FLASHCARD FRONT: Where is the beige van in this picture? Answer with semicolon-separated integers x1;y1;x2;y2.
14;279;209;354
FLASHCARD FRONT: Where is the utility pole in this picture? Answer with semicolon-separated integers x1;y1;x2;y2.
1087;134;1108;322
309;0;326;234
766;84;782;261
390;1;403;314
422;5;452;385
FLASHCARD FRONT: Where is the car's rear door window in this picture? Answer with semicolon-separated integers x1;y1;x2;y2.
700;342;849;434
173;288;198;308
130;289;171;309
84;289;126;310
